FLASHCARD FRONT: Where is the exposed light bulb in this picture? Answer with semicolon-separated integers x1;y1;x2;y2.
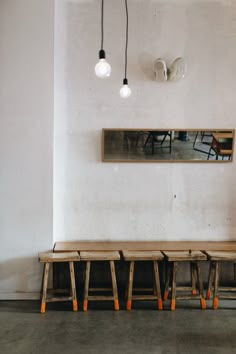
120;78;131;98
95;59;111;78
95;50;111;78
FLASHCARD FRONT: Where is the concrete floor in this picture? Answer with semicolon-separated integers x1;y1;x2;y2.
0;300;236;354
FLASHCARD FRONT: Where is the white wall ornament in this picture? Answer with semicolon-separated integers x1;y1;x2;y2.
154;57;186;82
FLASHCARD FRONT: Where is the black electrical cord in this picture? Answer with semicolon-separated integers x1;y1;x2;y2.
101;0;104;50
124;0;128;79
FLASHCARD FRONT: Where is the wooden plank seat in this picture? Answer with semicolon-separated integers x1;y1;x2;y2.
162;251;207;310
39;252;80;313
80;251;120;311
122;250;164;310
54;241;236;252
205;251;236;309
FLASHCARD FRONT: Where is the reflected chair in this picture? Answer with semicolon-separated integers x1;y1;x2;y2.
144;131;172;154
193;131;214;156
207;133;233;160
135;131;150;147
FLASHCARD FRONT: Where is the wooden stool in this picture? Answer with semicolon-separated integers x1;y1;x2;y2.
122;250;164;310
39;252;80;313
206;251;236;309
163;251;207;310
80;251;120;311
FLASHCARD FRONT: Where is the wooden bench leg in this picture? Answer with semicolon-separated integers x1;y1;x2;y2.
153;260;162;310
40;262;50;313
127;261;134;311
163;262;171;301
69;261;78;311
83;261;91;311
206;261;215;299
196;261;206;309
153;272;157;296
110;261;119;311
191;262;197;295
171;262;177;311
213;261;219;309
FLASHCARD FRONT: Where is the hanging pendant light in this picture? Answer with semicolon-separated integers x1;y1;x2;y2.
120;0;131;98
95;0;111;78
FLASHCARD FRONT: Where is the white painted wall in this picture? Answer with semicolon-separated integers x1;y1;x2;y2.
54;0;236;242
0;0;54;298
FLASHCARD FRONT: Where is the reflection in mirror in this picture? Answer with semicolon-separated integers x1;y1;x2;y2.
102;129;234;162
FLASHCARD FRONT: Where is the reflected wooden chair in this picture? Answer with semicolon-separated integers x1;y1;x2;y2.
193;131;214;156
163;250;207;310
39;252;80;313
144;131;172;154
207;132;233;160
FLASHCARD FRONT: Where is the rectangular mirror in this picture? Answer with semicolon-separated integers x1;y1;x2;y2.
102;129;234;162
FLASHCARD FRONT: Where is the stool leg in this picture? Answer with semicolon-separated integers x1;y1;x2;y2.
53;262;58;290
83;261;91;311
171;262;177;311
153;272;157;296
69;261;78;311
110;261;119;311
163;262;171;301
206;261;215;299
40;262;50;313
153;261;162;310
190;262;197;295
196;261;206;309
213;261;219;310
234;262;236;281
127;261;134;311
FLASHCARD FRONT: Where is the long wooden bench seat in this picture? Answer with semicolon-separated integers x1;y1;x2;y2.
54;241;236;252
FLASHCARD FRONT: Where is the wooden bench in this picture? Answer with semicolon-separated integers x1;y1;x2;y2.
122;250;164;310
162;251;207;310
53;242;236;310
205;251;236;309
39;252;80;313
54;241;236;253
80;251;120;311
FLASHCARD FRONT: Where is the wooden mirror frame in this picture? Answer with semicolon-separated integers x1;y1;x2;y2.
102;129;235;163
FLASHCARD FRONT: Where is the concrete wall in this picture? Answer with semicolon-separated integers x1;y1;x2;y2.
54;0;236;242
0;0;54;299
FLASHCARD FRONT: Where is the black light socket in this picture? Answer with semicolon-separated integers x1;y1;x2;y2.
99;49;106;59
123;78;128;85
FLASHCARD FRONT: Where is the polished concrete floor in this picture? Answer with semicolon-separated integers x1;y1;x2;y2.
0;300;236;354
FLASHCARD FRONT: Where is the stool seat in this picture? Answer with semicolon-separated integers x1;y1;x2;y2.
122;250;163;310
80;251;120;261
206;251;236;261
163;250;206;310
39;252;80;262
205;251;236;309
39;251;79;313
123;250;164;261
81;251;120;311
163;251;207;262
